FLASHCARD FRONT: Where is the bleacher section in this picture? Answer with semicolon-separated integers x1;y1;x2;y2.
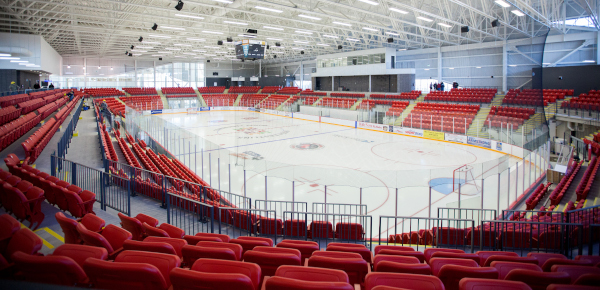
300;89;327;96
358;100;409;116
561;90;600;110
485;106;536;129
165;94;198;99
259;95;289;109
94;98;125;117
120;96;163;111
403;103;479;134
239;94;268;107
425;88;495;103
261;86;281;94
161;87;195;95
370;91;421;100
229;86;261;94
83;88;125;97
504;89;572;106
0;106;22;126
203;94;238;106
330;92;365;98
318;97;357;109
276;87;302;95
198;86;226;94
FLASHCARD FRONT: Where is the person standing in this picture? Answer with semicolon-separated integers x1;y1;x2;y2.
33;82;40;90
67;90;74;101
441;82;445;91
8;81;19;92
48;83;55;89
100;100;112;129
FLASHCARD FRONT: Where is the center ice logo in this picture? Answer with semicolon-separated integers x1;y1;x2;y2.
235;127;270;135
290;143;324;150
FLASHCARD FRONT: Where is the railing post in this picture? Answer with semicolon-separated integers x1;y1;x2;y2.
127;178;132;216
51;154;56;177
71;161;77;185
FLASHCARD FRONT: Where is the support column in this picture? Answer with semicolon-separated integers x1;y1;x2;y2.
332;76;335;91
597;31;600;65
300;61;303;89
259;60;262;78
83;58;87;88
172;63;175;87
153;61;156;88
437;47;442;83
369;75;372;92
502;41;508;93
134;60;137;87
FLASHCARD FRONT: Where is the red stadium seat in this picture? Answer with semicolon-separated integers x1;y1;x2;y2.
424;248;465;264
115;250;181;286
374;245;414;255
237;236;274;246
4;228;42;262
547;285;600;290
12;251;89;286
376;260;432;275
143;236;187;258
52;244;108;268
483;255;539;267
231;238;271;255
377;249;425;263
307;255;369;285
574;273;600;286
264;276;354;290
373;254;420;268
83;258;168;290
365;272;445;290
505;269;571;290
143;222;170;238
194;232;230;243
327;245;373;263
459;278;531;290
243;249;302;285
542;258;593;272
429;257;479;276
527;253;567;266
123;240;177;256
277;240;319;263
477;251;519;266
118;212;146;241
189;258;261;290
55;212;82;244
438;265;498;290
76;223;132;259
197;241;243;261
490;261;542;279
274;265;349;282
551;265;600;283
431;252;479;264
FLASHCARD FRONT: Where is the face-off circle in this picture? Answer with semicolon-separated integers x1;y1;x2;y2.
290;143;325;150
214;124;289;139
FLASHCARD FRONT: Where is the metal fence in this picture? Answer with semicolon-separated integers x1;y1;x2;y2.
51;154;131;215
166;190;217;236
502;209;565;223
282;211;373;250
217;208;278;243
379;216;476;253
254;200;308;221
479;220;583;257
312;202;367;216
437;208;497;226
57;99;84;159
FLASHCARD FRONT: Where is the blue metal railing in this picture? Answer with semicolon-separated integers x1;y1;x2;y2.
57;99;84;159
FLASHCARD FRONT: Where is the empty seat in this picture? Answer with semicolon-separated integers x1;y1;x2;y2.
170;267;258;290
143;222;169;238
51;244;108;268
118;212;146;241
527;253;567;266
574;273;600;286
157;223;185;238
183;235;221;245
542;258;593;272
77;223;132;259
265;276;354;290
574;255;600;265
459;278;531;290
431;252;479;264
377;249;425;263
4;228;42;262
115;250;181;287
79;214;105;232
429;258;479;276
374;245;414;255
123;240;177;256
252;246;301;259
275;265;349;282
505;269;571;290
135;213;159;227
307;255;369;285
231;238;271;255
83;258;169;290
4;184;45;230
188;258;261;290
243;249;302;283
182;244;237;265
335;222;364;240
55;212;82;244
12;251;89;286
309;221;334;238
312;250;363;260
551;265;600;283
376;260;432;275
476;251;519;266
194;232;230;243
483;255;539;267
327;245;373;263
438;265;498;290
236;236;274;246
373;254;420;268
277;240;319;263
143;236;186;258
547;285;600;290
196;241;243;261
490;261;542;279
0;214;19;252
424;248;465;264
365;272;445;290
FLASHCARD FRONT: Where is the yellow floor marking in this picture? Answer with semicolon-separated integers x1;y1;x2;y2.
43;227;65;243
19;223;54;249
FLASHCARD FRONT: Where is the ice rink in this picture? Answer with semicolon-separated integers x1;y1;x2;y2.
154;110;539;238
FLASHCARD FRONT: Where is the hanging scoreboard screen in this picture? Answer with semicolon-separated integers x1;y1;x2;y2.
236;40;266;60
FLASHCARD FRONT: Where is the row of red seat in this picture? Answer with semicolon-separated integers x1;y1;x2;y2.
276;87;302;94
0;169;45;231
198;86;226;94
17;98;46;114
165;94;197;99
485;115;525;128
229;86;261;94
425;92;494;103
129;139;163;185
561;90;600;111
300;89;327;96
403;121;468;134
38;96;68;121
330;93;365;98
519;88;573;95
319;97;357;109
370;91;421;100
491;106;535;119
203;94;238;106
239;94;268;107
0;89;67;107
300;96;319;105
0;112;41;151
83;88;125;97
525;182;552;210
161;87;195;94
0;106;22;126
451;88;497;93
262;86;282;94
414;103;480;114
549;161;582;206
117;135;141;169
98;123;118;162
42;92;64;104
94;98;125;116
122;87;158;95
575;156;599;201
259;95;290;109
121;96;164;111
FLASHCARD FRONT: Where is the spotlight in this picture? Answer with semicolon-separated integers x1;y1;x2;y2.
125;51;128;55
227;37;233;42
217;40;223;45
274;55;277;58
301;51;304;54
67;65;71;68
175;1;184;11
338;45;342;49
139;36;143;42
461;26;469;33
128;53;133;57
98;66;101;69
159;57;163;61
152;23;158;31
491;19;499;27
131;45;135;49
110;67;113;70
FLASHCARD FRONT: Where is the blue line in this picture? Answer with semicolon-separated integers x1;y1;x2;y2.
205;128;353;152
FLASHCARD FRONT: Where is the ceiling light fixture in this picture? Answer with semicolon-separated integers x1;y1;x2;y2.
346;38;359;41
165;48;182;50
110;67;113;70
476;66;482;68
148;34;171;38
294;40;309;44
211;0;233;3
363;27;378;32
357;0;378;5
175;14;204;19
298;14;321;20
494;0;511;8
332;21;352;27
186;38;205;42
10;60;28;63
389;7;408;14
417;16;433;22
238;34;256;38
267;37;283;41
203;30;224;34
0;57;20;60
386;32;400;36
508;64;517;67
152;23;158;30
136;46;154;49
67;65;71;68
511;10;525;16
255;6;282;13
192;50;207;52
263;26;284;31
582;60;595;63
142;41;161;44
437;23;452;28
323;35;338;38
175;0;184;11
0;53;10;57
224;20;248;26
295;30;313;34
316;43;329;46
174;44;192;46
161;26;185;30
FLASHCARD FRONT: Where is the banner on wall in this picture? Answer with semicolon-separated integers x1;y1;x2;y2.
357;122;388;132
199;107;210;111
467;136;491;148
424;130;445;140
393;127;424;137
445;133;467;143
151;109;162;114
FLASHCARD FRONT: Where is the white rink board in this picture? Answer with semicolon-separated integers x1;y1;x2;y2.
155;110;537;238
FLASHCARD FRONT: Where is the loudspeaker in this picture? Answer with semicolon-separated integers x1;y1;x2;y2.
227;37;232;42
274;55;277;58
301;51;304;54
247;29;258;34
491;19;499;27
266;45;270;49
152;23;158;30
275;42;280;47
131;45;134;49
338;45;342;49
217;40;223;45
387;38;393;43
159;57;162;61
128;53;132;57
461;26;469;33
207;60;210;63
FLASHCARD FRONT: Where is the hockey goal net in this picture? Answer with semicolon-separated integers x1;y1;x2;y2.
186;107;198;114
452;164;479;192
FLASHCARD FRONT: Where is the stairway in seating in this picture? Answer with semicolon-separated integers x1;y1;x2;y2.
194;89;207;107
233;94;243;106
157;90;169;109
516;112;544;135
553;164;587;211
350;98;364;110
275;96;294;110
312;96;325;106
393;103;417;126
466;107;491;138
545;96;572;120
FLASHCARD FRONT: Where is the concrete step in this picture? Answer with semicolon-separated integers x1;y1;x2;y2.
195;89;207;107
466;107;492;138
394;103;417;126
157;90;169;109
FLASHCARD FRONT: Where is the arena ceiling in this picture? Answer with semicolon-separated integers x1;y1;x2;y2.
0;0;598;63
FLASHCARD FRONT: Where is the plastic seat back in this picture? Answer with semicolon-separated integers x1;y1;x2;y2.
429;257;479;276
243;250;302;282
5;228;42;262
143;236;186;257
83;258;168;290
374;245;414;255
277;240;318;263
191;258;261;290
365;272;445;290
183;235;221;245
275;265;349;283
12;251;88;286
236;236;274;246
230;238;271;255
477;251;519;266
490;261;542;279
182;244;236;265
115;250;181;286
551;265;600;283
505;269;571;290
459;278;532;290
135;213;159;227
143;222;170;238
484;255;539;267
123;240;177;256
265;276;354;290
76;223;114;253
424;248;465;264
55;212;81;244
527;253;566;266
377;249;425;263
170;267;255;290
252;246;301;259
194;232;229;242
431;252;479;264
307;255;369;285
438;265;498;290
312;250;363;259
52;244;108;268
197;241;243;261
542;258;593;272
158;223;185;238
327;245;372;263
118;212;144;241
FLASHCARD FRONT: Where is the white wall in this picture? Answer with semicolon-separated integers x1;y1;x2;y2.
0;33;62;75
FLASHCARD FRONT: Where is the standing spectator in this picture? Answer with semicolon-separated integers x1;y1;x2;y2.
441;82;445;91
48;83;55;89
100;100;112;129
430;83;433;91
8;81;19;92
33;81;40;90
67;90;74;101
436;83;441;91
